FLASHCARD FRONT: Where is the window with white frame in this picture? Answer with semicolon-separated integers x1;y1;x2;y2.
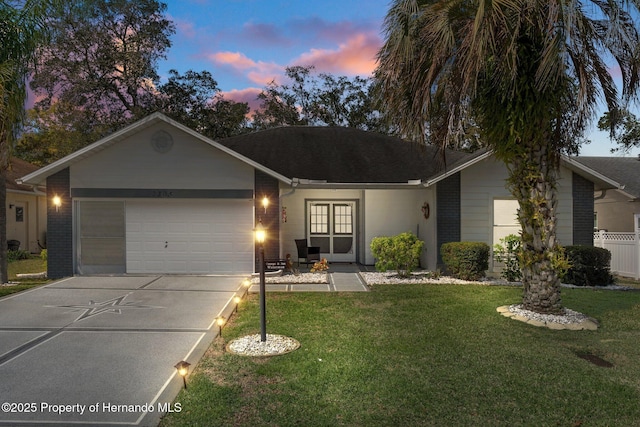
310;204;329;234
333;204;353;234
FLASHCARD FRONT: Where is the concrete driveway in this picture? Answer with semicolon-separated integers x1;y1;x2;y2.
0;275;246;427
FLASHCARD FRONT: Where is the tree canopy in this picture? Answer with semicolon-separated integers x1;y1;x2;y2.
30;0;175;127
17;1;251;165
252;65;388;133
1;0;59;283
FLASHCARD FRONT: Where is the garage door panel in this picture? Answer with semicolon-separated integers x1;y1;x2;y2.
126;200;253;274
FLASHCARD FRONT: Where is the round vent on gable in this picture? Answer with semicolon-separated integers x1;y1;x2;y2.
151;130;173;153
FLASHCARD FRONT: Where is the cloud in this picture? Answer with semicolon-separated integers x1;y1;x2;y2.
292;32;381;76
221;87;263;112
208;51;284;85
174;18;197;39
207;29;381;88
290;17;375;45
240;22;292;47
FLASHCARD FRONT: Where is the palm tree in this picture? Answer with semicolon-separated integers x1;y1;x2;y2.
1;0;56;283
376;0;640;314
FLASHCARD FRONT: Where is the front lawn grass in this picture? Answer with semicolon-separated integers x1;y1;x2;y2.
160;284;640;427
1;257;49;297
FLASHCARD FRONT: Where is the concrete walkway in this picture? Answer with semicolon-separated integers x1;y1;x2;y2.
248;263;370;293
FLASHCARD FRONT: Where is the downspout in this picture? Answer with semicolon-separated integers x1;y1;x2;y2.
594;189;608;200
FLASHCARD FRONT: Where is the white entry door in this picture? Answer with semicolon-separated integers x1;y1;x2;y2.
307;201;356;262
493;199;521;271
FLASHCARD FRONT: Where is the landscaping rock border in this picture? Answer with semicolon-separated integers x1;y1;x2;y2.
497;305;599;330
226;334;300;356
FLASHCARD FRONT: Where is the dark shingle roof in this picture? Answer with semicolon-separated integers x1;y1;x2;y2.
220;126;470;183
6;157;41;192
574;156;640;198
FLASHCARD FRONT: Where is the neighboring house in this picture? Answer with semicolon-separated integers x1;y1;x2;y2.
17;113;620;279
572;157;640;232
6;157;47;253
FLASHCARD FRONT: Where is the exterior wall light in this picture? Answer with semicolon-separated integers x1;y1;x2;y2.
174;360;191;389
52;195;62;212
262;196;269;214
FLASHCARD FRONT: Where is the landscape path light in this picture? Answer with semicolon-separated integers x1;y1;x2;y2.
234;294;241;313
174;361;191;389
216;316;226;337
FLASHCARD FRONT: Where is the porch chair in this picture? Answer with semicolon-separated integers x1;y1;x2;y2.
295;239;321;266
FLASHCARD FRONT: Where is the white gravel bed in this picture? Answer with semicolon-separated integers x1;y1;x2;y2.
360;271;635;289
227;334;300;356
251;273;328;284
360;271;509;286
508;304;590;325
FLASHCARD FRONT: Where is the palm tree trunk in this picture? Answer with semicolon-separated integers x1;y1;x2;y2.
509;141;562;314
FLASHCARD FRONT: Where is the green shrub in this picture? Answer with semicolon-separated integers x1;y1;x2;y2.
493;234;522;282
441;242;490;281
563;245;614;286
40;249;48;262
370;232;424;278
551;245;571;282
7;249;31;262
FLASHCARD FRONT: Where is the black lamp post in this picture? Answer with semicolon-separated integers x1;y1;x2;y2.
255;221;267;342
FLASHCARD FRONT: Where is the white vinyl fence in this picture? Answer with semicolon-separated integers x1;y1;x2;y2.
593;231;640;280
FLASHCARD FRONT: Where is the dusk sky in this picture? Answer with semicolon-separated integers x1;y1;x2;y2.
159;0;633;157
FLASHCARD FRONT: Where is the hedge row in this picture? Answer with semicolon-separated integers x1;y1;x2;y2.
563;245;614;286
441;242;490;281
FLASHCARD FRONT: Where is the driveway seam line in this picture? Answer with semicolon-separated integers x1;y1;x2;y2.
0;329;64;366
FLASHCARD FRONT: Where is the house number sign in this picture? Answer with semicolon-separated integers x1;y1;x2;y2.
152;190;174;198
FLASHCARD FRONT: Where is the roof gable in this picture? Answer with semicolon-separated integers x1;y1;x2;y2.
573;156;640;198
7;157;42;193
18;113;291;186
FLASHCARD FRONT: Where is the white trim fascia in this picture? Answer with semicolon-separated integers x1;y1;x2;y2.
423;150;494;187
18;112;292;187
611;187;637;201
290;178;427;190
8;188;46;196
422;150;624;191
560;155;623;190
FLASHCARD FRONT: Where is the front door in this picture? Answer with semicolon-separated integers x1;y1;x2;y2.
307;201;356;262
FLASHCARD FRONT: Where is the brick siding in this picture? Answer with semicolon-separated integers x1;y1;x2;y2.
47;168;74;279
572;172;594;246
254;170;280;271
436;173;461;267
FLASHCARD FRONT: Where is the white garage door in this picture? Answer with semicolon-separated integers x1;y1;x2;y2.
126;199;254;274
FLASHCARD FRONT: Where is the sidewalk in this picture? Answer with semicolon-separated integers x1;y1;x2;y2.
248;263;370;292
